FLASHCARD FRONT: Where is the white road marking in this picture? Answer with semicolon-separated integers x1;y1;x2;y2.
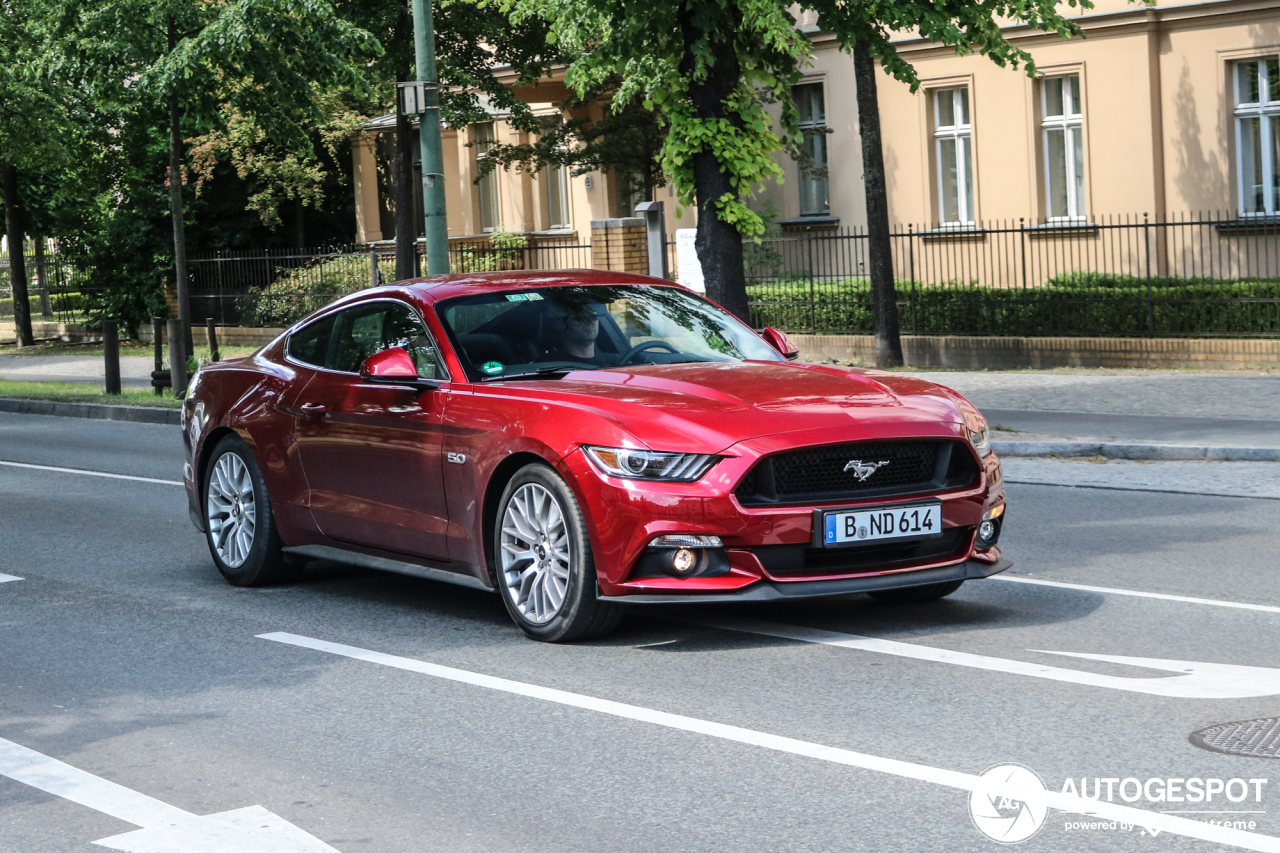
993;574;1280;614
690;613;1280;699
0;736;340;852
260;631;1280;852
0;459;183;486
0;574;22;583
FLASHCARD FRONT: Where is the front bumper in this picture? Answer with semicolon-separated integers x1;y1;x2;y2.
566;431;1008;598
598;556;1012;604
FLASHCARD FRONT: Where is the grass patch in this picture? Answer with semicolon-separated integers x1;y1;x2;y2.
0;378;182;408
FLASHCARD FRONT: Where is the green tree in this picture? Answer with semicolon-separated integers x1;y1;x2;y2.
507;0;810;321
53;0;381;342
803;0;1096;365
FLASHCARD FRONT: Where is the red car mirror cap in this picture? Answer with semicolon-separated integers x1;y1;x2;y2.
359;347;440;390
761;327;800;361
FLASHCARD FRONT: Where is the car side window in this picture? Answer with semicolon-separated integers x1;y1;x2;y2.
287;314;337;368
324;301;444;378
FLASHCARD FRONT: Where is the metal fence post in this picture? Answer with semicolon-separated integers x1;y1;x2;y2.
806;227;816;332
103;321;121;395
1019;217;1029;336
370;250;380;287
1143;212;1154;335
152;318;164;396
907;224;918;335
167;318;189;397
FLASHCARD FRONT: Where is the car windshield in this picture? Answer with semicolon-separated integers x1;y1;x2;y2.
437;284;784;382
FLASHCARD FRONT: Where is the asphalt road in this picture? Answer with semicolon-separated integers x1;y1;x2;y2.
3;412;1279;852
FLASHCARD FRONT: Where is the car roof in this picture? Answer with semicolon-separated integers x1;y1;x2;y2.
396;269;682;304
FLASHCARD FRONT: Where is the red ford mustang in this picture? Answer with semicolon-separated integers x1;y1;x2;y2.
182;270;1009;641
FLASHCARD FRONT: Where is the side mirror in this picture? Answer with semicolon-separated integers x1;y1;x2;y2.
359;347;440;390
760;327;801;361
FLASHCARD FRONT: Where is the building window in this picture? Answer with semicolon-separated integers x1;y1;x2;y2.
795;83;829;216
1235;57;1280;216
933;87;974;224
545;164;571;229
474;123;500;232
1042;75;1085;220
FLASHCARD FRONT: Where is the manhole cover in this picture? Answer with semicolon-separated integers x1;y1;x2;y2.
1190;718;1280;759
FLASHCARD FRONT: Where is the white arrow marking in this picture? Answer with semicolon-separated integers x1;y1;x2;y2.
0;736;340;853
688;613;1280;699
0;573;22;583
260;631;1280;852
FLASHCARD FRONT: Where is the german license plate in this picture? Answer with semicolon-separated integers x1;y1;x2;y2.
822;502;943;546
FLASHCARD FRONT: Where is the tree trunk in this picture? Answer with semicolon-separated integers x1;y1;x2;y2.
853;40;903;368
394;99;417;281
679;4;750;323
167;17;193;354
2;159;33;347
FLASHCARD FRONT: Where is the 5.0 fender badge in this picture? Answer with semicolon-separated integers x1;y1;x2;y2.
447;453;467;464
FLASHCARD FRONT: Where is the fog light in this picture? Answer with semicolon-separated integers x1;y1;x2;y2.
672;548;697;575
978;520;996;541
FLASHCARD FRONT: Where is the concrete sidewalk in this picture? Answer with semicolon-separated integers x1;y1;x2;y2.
0;354;154;388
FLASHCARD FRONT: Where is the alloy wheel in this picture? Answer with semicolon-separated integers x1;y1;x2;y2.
500;482;571;624
207;452;257;568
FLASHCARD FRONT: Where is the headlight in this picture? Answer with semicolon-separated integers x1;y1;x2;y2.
583;446;718;482
959;403;992;457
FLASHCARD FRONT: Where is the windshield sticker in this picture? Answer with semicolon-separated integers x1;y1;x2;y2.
525;292;543;300
505;294;528;302
481;361;504;375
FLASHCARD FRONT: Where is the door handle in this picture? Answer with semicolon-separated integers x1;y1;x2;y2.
299;402;327;419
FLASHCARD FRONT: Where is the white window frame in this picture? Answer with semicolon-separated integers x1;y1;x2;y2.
1041;75;1086;221
544;164;571;230
474;123;501;232
1234;57;1279;216
933;87;975;225
794;82;829;217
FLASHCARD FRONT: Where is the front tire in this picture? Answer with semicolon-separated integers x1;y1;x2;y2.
868;579;964;604
494;463;623;642
203;434;294;586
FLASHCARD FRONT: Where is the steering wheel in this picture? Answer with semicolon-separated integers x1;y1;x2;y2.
621;340;680;365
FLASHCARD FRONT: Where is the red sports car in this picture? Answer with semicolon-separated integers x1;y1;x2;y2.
182;270;1008;641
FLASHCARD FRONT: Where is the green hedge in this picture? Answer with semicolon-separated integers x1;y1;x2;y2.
240;254;373;327
747;277;1280;336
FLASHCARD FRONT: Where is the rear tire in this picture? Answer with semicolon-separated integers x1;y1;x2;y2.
203;434;295;586
868;579;964;604
494;463;623;642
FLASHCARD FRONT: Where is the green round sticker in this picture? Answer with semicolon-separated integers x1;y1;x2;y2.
481;361;504;375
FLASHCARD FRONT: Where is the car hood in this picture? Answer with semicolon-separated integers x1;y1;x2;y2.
491;361;968;453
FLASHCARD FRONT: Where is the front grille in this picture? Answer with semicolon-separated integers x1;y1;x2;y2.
736;439;979;506
755;527;970;578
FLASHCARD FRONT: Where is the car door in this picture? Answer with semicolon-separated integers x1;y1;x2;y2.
291;299;453;561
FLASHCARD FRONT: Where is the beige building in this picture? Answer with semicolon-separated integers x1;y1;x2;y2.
351;0;1279;279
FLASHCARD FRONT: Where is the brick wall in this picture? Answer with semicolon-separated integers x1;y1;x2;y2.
590;218;648;274
791;335;1280;370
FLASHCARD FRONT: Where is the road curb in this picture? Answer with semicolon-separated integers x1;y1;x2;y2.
0;397;181;426
994;440;1280;462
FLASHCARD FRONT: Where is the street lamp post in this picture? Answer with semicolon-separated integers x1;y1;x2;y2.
410;0;450;275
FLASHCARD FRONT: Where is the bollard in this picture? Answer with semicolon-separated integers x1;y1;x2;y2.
152;318;164;395
103;321;121;395
167;318;189;397
206;318;220;362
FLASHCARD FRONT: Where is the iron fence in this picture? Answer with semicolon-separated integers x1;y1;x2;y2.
188;235;593;327
1;250;96;341
743;213;1280;337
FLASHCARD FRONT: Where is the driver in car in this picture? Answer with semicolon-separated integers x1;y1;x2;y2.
539;302;618;366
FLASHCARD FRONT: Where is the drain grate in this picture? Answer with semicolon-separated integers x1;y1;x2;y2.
1190;718;1280;759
